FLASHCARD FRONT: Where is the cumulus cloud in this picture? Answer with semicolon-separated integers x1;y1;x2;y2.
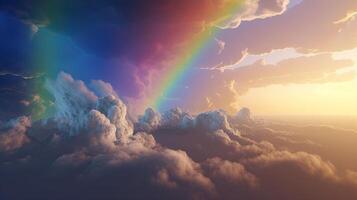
44;72;133;143
135;107;162;132
235;107;253;124
1;72;357;200
96;95;133;140
195;110;233;132
161;107;195;129
85;109;117;149
90;79;119;98
45;72;98;134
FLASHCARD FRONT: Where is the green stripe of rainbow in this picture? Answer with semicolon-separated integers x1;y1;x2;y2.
150;0;244;110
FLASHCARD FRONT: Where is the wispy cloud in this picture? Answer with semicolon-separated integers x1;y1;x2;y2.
334;10;357;24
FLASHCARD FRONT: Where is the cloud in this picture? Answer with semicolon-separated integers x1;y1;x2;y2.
235;107;253;124
85;109;117;149
195;110;233;132
90;79;118;98
96;95;133;140
250;120;357;170
215;0;290;29
240;151;356;200
177;53;355;112
44;72;97;134
0;116;31;152
160;107;195;129
203;157;258;187
243;151;337;179
1;72;357;200
44;72;133;141
228;53;355;94
215;38;225;55
0;71;42;80
136;108;162;132
334;10;357;24
149;107;357;199
0;69;46;120
0;76;214;199
214;0;357;68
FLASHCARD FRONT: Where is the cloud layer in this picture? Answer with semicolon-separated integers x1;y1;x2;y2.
1;72;357;200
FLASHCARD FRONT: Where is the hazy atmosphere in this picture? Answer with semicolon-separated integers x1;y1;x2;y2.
1;0;357;199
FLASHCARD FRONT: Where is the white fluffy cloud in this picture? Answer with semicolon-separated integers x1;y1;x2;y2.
45;72;97;134
45;72;133;144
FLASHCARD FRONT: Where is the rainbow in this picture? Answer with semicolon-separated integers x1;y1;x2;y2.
26;0;246;117
150;0;244;111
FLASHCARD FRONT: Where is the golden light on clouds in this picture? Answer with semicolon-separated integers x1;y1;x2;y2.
240;78;357;116
334;10;357;24
236;48;357;116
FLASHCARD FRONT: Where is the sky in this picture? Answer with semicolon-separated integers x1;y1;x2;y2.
0;0;356;118
2;1;357;199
